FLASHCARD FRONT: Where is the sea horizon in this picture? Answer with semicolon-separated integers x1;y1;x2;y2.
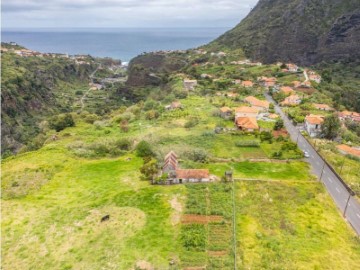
1;27;229;61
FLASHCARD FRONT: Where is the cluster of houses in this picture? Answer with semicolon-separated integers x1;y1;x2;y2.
231;59;262;66
1;45;92;65
218;96;272;132
160;151;210;185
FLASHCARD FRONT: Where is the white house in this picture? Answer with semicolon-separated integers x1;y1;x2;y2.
305;115;324;137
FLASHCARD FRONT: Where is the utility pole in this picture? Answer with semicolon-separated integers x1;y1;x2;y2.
319;162;326;182
340;156;346;174
343;193;351;218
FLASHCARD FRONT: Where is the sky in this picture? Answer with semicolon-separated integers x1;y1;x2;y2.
1;0;259;29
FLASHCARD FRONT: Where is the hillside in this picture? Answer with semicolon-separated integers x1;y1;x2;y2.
211;0;360;65
1;44;126;156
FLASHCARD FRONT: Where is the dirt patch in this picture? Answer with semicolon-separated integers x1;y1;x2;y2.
208;250;228;256
181;214;223;224
169;196;183;225
183;267;206;270
295;87;316;95
272;129;289;138
136;260;153;270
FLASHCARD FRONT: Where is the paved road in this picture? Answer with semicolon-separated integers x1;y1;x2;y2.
265;93;360;235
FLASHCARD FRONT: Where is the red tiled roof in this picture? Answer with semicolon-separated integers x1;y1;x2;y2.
280;86;294;94
235;117;259;130
220;107;232;113
244;96;269;109
241;80;254;87
176;169;209;179
235;106;259;114
305;114;324;125
165;151;178;160
337;145;360;158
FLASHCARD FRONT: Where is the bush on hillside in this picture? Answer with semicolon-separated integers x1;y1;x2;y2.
136;140;154;157
49;113;75;132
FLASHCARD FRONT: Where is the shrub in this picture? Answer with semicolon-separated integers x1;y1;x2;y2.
274;119;284;130
145;110;160;120
185;149;208;163
281;141;298;151
272;151;283;158
115;138;131;151
49;113;75;132
184;118;199;128
84;114;98;124
260;131;273;143
136;141;154;157
75;90;83;95
143;99;157;111
140;158;158;180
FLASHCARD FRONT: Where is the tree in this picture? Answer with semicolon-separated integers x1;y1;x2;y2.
140;158;158;180
49;113;75;132
321;114;341;140
274;119;284;130
136;140;154;157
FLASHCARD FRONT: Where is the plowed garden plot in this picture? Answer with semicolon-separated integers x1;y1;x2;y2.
180;183;235;269
181;214;223;224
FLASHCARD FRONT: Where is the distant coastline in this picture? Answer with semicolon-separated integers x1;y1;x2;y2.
1;27;229;62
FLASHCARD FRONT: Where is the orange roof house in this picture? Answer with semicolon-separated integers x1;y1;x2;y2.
305;114;325;137
336;145;360;158
313;103;333;111
226;92;239;98
280;94;301;106
241;80;254;88
280;86;295;95
292;81;302;88
258;76;277;87
220;107;232;113
220;107;232;118
235;106;259;117
235;117;259;131
305;115;325;125
244;96;270;111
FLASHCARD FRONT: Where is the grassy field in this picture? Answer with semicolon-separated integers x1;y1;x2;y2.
235;181;360;269
2;93;360;269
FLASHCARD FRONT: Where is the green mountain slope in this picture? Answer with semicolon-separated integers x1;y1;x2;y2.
211;0;360;65
1;48;96;155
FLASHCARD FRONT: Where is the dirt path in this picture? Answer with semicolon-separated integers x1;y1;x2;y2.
170;196;183;225
80;65;101;111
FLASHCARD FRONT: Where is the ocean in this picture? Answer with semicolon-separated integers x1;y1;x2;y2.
1;28;229;62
